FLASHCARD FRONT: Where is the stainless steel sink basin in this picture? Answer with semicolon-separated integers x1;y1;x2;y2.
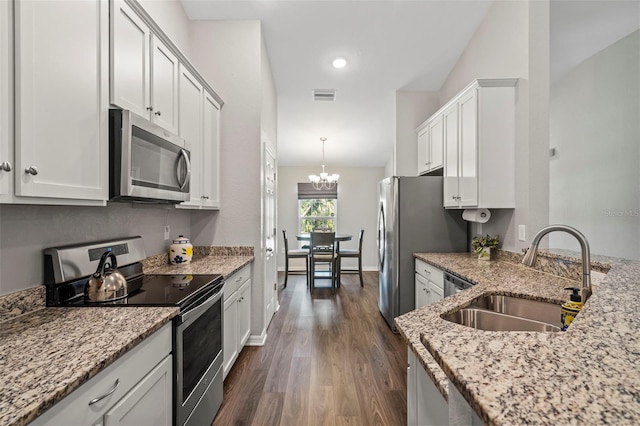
469;294;562;328
443;308;561;332
442;294;563;332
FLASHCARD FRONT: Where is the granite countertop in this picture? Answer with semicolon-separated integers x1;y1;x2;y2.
395;252;640;425
0;253;254;426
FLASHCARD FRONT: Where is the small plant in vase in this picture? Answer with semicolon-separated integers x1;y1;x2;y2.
472;235;500;261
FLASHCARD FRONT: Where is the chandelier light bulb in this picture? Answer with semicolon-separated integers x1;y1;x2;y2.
309;137;339;190
332;57;347;69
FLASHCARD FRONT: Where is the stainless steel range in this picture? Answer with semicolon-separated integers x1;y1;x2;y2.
44;236;224;426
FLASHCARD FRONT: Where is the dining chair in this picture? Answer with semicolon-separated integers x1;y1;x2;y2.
309;231;338;293
282;230;309;288
337;229;364;287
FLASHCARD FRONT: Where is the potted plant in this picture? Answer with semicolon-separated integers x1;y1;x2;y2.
472;235;500;260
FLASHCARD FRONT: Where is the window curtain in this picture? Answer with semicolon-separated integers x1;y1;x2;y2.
297;182;338;199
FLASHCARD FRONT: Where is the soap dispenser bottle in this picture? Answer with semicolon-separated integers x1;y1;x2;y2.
561;287;583;331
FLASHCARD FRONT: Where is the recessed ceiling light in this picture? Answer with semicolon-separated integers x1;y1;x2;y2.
332;57;347;69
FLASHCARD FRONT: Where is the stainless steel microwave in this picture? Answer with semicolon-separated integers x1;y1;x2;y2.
109;109;190;203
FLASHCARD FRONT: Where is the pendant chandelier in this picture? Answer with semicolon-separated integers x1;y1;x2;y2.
308;137;339;190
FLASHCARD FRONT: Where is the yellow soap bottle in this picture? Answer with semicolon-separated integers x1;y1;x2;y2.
561;287;583;331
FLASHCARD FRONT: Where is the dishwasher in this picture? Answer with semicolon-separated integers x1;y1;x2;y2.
443;272;475;298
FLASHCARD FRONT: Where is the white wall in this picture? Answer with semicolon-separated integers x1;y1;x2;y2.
549;30;640;259
138;0;191;56
395;91;441;177
277;166;385;273
438;0;550;251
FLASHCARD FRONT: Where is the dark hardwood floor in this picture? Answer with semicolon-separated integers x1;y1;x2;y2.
213;271;407;426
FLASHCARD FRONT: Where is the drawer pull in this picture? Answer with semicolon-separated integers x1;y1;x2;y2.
423;269;431;275
88;379;120;405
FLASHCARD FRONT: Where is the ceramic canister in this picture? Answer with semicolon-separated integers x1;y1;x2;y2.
169;235;193;265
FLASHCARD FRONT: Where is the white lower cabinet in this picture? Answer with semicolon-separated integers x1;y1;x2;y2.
31;323;172;426
415;259;444;309
223;264;252;379
407;350;448;426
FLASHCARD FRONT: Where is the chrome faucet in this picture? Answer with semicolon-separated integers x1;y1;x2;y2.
522;225;592;303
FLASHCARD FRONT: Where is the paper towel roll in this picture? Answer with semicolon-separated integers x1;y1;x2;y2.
462;208;491;223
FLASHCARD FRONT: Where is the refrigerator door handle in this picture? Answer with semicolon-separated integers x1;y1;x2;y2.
377;202;386;270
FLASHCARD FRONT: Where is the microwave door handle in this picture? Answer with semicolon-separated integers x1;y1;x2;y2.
177;149;191;190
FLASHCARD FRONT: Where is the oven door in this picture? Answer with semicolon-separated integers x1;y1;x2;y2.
174;284;224;426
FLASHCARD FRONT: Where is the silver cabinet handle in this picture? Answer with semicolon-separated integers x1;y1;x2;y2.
155;111;162;116
25;166;38;175
0;161;12;172
88;379;120;405
423;269;431;275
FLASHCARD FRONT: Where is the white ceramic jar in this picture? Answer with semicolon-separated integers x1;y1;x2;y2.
169;235;193;265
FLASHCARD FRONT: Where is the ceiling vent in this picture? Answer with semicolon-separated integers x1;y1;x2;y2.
313;89;336;102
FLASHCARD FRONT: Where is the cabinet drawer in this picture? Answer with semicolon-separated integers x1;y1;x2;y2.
223;264;250;301
32;323;172;426
415;259;444;289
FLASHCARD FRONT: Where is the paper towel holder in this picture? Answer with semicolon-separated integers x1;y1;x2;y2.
462;208;491;224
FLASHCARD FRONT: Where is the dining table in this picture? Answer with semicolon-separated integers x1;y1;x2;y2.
296;233;352;287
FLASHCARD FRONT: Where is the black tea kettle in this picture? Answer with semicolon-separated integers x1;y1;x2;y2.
85;250;128;302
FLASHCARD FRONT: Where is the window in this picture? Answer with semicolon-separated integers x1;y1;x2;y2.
299;198;337;233
297;182;338;235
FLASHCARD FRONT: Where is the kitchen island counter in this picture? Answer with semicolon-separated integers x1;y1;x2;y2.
396;252;640;425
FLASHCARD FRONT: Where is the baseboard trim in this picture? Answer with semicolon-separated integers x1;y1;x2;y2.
246;329;267;346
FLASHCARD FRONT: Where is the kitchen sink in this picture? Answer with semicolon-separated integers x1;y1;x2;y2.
443;308;560;332
442;294;562;332
469;294;562;328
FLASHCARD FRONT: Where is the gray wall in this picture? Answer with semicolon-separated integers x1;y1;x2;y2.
277;166;385;272
549;30;640;259
0;203;191;295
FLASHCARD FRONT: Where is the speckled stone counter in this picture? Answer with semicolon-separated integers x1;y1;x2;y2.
396;252;640;425
144;254;254;279
0;251;254;426
0;306;178;426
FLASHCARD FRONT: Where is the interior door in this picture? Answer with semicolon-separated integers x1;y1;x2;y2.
264;141;278;323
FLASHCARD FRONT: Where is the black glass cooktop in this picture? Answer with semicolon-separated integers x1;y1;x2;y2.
48;271;223;309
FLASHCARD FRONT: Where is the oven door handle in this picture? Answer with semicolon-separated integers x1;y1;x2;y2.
177;286;223;327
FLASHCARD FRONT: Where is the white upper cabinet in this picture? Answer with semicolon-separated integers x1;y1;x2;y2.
0;0;12;201
442;79;517;209
177;65;203;207
150;36;179;134
14;0;108;202
202;91;221;208
110;0;151;118
416;115;443;175
110;0;179;135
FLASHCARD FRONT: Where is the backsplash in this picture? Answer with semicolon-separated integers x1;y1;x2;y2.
496;249;611;282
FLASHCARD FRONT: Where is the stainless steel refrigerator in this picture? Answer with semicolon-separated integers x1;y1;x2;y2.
377;176;467;331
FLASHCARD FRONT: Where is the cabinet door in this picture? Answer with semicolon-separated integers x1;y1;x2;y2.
223;292;238;379
442;103;459;208
14;0;107;201
429;115;444;171
416;125;429;175
429;281;444;303
110;0;151;118
0;0;12;200
202;91;221;208
458;89;479;207
415;273;430;309
416;353;449;425
178;65;203;206
150;35;178;134
103;355;172;426
238;279;251;347
407;350;417;426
